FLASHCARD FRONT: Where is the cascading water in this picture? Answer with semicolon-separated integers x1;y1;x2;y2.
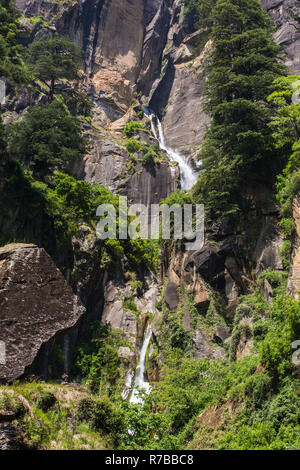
127;112;198;407
130;324;152;405
145;108;198;190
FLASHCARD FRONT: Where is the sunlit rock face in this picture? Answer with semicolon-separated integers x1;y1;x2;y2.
15;0;300;200
288;193;300;299
16;1;300;129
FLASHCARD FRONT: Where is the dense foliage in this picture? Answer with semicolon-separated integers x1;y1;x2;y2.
194;0;287;218
183;0;216;28
26;35;82;102
0;0;27;87
268;77;300;218
0;0;299;452
6;101;88;180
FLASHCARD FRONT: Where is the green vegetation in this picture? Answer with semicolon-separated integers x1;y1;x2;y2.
26;35;81;102
122;274;300;450
6;101;88;180
182;0;216;28
0;383;114;449
0;0;28;87
0;0;300;452
123;120;144;137
124;136;165;170
194;0;287;219
73;324;129;397
269;76;300;220
55;271;299;450
0;1;159;275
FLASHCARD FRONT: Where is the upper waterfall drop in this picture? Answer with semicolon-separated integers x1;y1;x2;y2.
144;109;198;190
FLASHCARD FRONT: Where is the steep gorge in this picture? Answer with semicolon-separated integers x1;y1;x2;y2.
0;0;300;451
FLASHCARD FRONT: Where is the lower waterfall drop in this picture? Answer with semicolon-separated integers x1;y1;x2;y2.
130;324;152;405
144;108;198;190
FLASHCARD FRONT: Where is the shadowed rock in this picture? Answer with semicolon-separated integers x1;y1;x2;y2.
214;327;230;345
0;244;85;382
164;281;179;311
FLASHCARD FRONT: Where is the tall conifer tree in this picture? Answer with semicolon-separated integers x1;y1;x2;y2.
197;0;287;217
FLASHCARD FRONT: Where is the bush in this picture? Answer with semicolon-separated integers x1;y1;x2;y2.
37;391;57;412
142;149;155;167
126;138;141;153
72;323;127;395
123;121;144;137
77;397;125;436
123;298;138;312
267;386;300;430
259;296;300;378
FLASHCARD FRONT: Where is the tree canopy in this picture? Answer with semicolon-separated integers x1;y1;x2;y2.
0;0;28;88
26;35;82;102
6;101;88;180
195;0;287;218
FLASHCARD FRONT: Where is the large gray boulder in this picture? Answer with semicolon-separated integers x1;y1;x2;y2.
0;244;85;382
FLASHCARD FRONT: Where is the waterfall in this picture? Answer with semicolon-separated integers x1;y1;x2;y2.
130;324;152;405
145;109;198;190
126;110;198;406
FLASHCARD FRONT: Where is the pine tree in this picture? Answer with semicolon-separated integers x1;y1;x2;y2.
26;35;82;102
183;0;216;28
6;101;87;180
0;0;28;89
196;0;287;218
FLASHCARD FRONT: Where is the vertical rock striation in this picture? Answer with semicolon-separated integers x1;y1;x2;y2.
288;193;300;298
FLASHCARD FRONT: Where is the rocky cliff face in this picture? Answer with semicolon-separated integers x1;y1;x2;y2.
0;244;85;382
16;0;300;170
8;0;300;380
262;0;300;74
288;192;300;299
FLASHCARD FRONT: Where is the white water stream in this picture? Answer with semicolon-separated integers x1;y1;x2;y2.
145;108;198;190
128;110;198;406
130;324;152;405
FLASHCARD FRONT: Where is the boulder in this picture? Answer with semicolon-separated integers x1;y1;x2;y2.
193;330;225;360
0;244;85;382
118;346;135;362
164;281;179;311
261;279;273;303
194;290;210;312
0;423;24;450
214;327;230;345
187;244;227;292
236;338;254;361
193;330;211;359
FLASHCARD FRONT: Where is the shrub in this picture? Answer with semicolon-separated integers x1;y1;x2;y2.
123;298;138;312
77;397;125;436
123;121;144;137
37;391;57;412
142;149;155;167
6;101;87;180
126;138;141;153
267;386;300;430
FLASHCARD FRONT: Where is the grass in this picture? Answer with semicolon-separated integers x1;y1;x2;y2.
0;382;111;450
